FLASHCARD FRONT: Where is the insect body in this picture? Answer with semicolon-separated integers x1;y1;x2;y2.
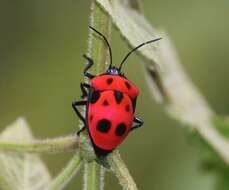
72;26;161;159
88;90;134;151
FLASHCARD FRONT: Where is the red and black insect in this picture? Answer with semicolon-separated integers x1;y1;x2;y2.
72;26;161;159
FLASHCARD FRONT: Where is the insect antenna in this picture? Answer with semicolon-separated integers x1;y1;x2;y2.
118;38;162;71
89;26;113;69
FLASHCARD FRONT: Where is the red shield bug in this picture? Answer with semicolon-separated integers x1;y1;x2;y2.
72;26;161;160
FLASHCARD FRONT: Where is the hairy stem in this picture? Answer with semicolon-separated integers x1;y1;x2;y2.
90;1;140;190
83;162;105;190
47;152;82;190
83;1;111;190
0;135;79;154
87;1;111;72
107;151;138;190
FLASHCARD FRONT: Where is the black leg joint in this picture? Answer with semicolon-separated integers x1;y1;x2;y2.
77;126;86;136
80;82;90;98
83;54;95;79
72;100;87;125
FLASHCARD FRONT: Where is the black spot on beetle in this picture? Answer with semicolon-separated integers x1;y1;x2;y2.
103;100;109;106
90;91;100;104
89;115;93;121
125;81;131;90
125;105;130;112
114;91;123;104
106;78;113;85
115;123;127;136
97;119;111;133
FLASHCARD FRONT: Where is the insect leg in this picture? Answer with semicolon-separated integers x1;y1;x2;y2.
80;82;90;98
83;54;95;79
130;116;144;132
77;126;86;136
72;100;87;135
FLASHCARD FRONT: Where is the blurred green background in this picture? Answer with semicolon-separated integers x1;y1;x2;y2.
0;0;229;190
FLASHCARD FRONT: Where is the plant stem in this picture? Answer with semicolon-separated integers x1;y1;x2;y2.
83;1;111;190
83;162;104;190
0;135;79;154
87;2;111;72
85;163;98;190
94;1;140;189
47;152;82;190
107;151;138;190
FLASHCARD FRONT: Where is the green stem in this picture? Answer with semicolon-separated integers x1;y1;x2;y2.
92;1;140;190
47;152;82;190
83;162;104;190
88;1;111;72
107;151;138;190
82;1;111;190
85;163;98;190
0;135;79;154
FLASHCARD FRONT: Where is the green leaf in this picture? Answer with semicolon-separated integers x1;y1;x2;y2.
0;118;51;190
